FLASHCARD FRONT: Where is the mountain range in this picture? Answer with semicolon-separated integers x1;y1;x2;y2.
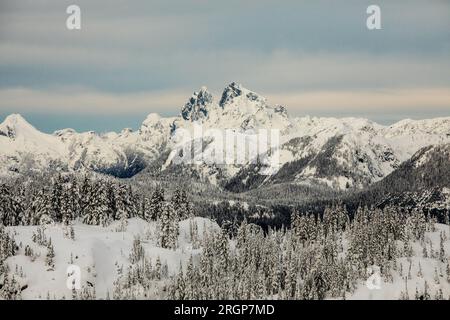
1;82;449;192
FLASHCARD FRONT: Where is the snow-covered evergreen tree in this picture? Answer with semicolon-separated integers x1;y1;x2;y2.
147;187;164;221
157;201;179;249
115;184;131;231
50;174;64;222
45;238;55;270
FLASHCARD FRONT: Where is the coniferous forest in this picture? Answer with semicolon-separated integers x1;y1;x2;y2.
0;171;449;300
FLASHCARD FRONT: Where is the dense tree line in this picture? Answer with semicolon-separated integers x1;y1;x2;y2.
0;225;19;299
0;174;192;229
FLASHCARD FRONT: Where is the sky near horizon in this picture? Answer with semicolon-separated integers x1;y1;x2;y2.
0;0;449;133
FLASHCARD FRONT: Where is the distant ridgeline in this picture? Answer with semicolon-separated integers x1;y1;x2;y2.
1;83;449;193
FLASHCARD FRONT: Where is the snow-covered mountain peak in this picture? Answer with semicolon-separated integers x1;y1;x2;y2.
219;82;266;109
138;113;174;150
0;114;68;177
140;113;173;135
0;114;39;139
142;113;161;124
120;128;133;136
54;128;77;136
53;128;78;142
181;86;215;121
384;117;450;137
1;113;28;125
201;82;295;132
219;82;243;107
274;105;288;117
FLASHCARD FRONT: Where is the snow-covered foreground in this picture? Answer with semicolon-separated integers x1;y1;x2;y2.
4;219;450;300
349;223;450;300
4;217;219;300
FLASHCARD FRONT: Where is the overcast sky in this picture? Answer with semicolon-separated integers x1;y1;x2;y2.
0;0;449;133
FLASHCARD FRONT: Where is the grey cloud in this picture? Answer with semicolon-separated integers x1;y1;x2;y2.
0;0;449;131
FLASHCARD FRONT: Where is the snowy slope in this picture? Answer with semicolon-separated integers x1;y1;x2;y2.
0;114;68;176
349;223;450;300
5;217;219;299
5;218;450;300
355;143;450;211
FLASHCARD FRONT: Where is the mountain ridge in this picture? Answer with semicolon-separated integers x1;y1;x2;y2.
1;83;449;191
